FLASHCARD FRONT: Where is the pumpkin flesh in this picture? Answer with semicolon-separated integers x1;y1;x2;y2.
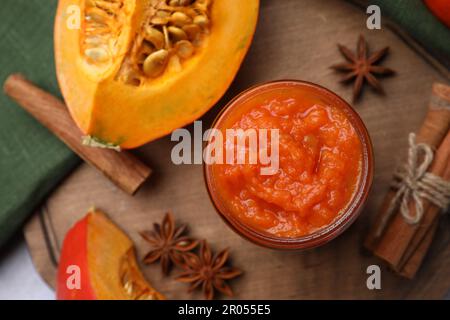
56;210;164;300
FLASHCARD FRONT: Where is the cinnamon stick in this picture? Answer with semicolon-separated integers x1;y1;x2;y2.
397;160;450;275
373;130;450;268
3;74;151;195
365;83;450;251
399;220;438;279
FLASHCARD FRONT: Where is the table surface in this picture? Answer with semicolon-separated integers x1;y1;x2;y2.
23;0;450;299
0;236;53;300
2;0;450;300
0;235;449;300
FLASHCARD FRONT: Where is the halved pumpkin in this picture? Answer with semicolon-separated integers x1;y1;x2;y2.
57;209;164;300
54;0;259;149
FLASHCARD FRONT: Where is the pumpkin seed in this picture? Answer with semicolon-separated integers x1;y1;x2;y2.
137;292;156;300
82;1;125;66
151;16;169;25
85;25;110;35
143;49;169;77
112;0;213;84
84;36;103;46
171;11;192;27
168;26;188;42
194;0;211;12
175;40;194;59
86;7;112;24
95;0;121;12
123;280;134;296
119;253;161;300
169;0;192;6
85;47;109;62
156;10;171;18
182;24;201;40
144;26;165;49
194;15;209;28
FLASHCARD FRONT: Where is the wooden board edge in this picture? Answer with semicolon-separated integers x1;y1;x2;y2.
23;207;59;290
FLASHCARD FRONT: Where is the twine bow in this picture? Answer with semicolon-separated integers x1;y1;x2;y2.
375;133;450;237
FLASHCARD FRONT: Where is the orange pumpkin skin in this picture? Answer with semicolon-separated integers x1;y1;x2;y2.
54;0;260;149
56;210;164;300
424;0;450;28
57;215;95;300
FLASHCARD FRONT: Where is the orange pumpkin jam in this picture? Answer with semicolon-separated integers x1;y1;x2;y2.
209;85;363;238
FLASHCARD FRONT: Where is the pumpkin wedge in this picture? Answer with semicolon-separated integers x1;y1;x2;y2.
57;210;164;300
54;0;259;149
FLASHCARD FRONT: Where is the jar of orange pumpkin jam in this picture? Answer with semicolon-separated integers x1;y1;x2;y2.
204;81;373;249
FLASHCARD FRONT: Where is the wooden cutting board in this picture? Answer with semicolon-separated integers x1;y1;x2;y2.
24;0;450;299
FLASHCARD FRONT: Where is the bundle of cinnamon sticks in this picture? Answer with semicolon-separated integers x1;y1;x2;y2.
365;82;450;279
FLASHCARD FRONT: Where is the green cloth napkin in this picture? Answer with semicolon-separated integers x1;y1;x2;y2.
0;0;80;247
356;0;450;69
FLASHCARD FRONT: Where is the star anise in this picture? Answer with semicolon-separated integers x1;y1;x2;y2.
331;34;395;101
175;240;243;300
140;212;198;276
